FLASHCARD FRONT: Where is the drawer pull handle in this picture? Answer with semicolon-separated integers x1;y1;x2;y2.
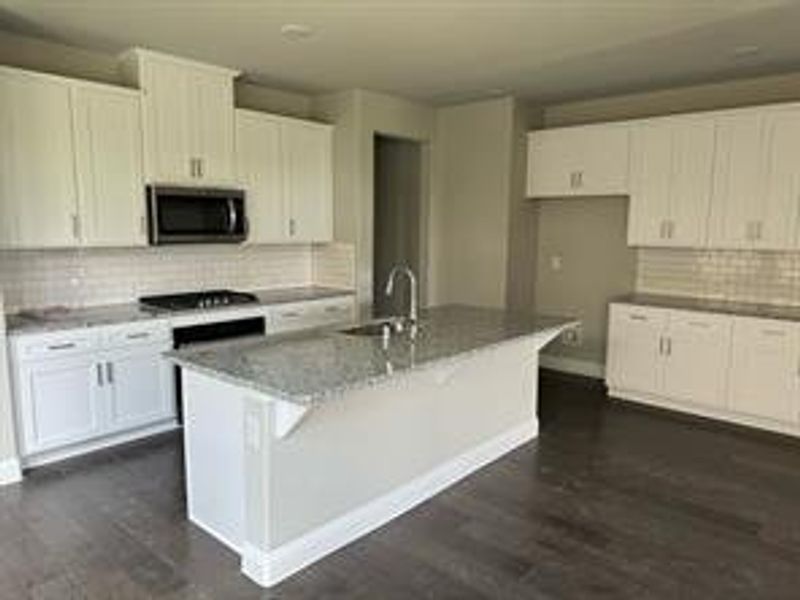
688;321;711;328
126;332;150;339
48;342;76;351
629;314;648;321
325;306;343;313
282;312;301;318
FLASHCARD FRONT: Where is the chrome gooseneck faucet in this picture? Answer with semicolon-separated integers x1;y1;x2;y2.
384;265;418;332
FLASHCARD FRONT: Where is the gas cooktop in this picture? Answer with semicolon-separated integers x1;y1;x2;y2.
139;290;259;312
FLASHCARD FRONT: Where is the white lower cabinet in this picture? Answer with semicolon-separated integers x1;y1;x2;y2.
607;305;731;409
19;355;103;453
104;344;174;434
727;317;800;423
606;304;666;395
661;312;731;409
607;303;800;434
11;322;175;463
269;297;356;334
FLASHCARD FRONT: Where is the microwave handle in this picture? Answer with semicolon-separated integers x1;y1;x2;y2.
227;198;238;234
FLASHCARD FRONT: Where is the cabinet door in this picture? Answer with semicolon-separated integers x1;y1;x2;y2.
235;111;287;242
627;121;672;246
0;70;78;248
527;129;580;197
579;125;629;196
142;61;193;182
527;125;629;198
606;304;667;394
283;121;333;242
17;356;102;454
662;311;732;409
669;117;715;248
192;71;235;184
708;111;764;248
728;318;800;423
761;108;800;250
73;87;146;247
105;344;174;433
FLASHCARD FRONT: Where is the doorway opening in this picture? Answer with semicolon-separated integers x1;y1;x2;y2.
373;134;424;318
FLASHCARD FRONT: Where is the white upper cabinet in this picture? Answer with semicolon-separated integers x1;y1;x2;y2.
526;123;630;198
0;68;79;248
235;109;333;244
235;110;286;243
761;106;800;251
627;116;715;248
282;120;333;242
122;49;238;185
73;86;146;247
708;110;766;249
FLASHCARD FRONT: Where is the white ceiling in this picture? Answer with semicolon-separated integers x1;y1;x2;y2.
1;1;799;104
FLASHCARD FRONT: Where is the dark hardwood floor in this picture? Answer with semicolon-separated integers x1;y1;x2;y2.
2;370;800;599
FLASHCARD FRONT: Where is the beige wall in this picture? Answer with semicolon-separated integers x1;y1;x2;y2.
313;90;435;315
544;71;800;127
431;97;518;308
0;29;313;117
533;197;636;367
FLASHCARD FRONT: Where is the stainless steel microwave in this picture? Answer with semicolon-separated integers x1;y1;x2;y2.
146;186;247;245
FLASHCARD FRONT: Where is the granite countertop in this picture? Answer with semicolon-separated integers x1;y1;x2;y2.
614;293;800;322
5;286;354;336
168;305;577;406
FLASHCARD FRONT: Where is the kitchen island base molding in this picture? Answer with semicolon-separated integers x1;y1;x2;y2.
609;388;800;439
240;420;536;588
0;457;22;486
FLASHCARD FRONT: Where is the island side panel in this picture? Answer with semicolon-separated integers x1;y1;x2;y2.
182;370;246;552
263;337;540;558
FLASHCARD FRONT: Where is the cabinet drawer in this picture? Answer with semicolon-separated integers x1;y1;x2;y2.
14;330;99;361
269;296;355;334
102;321;171;349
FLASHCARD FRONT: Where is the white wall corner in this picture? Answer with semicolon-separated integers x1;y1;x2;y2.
0;457;22;486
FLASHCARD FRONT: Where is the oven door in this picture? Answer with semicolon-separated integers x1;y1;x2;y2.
148;185;247;245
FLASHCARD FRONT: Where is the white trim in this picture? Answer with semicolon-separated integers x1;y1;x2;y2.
540;354;605;379
240;420;537;588
22;420;178;468
189;512;243;555
609;387;800;438
0;457;22;485
271;401;309;439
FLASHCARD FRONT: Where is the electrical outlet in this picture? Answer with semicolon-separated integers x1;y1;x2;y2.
560;324;583;347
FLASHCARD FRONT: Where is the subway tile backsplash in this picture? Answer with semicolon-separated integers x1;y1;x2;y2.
637;248;800;306
0;243;355;312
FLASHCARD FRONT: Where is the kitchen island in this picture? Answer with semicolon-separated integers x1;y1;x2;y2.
169;305;576;588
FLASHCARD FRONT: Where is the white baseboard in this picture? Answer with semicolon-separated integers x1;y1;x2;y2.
540;354;605;379
0;457;22;486
609;387;800;439
190;511;243;555
241;419;538;588
22;420;179;468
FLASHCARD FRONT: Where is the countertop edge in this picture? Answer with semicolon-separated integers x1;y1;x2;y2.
611;294;800;322
5;286;356;337
168;320;577;407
